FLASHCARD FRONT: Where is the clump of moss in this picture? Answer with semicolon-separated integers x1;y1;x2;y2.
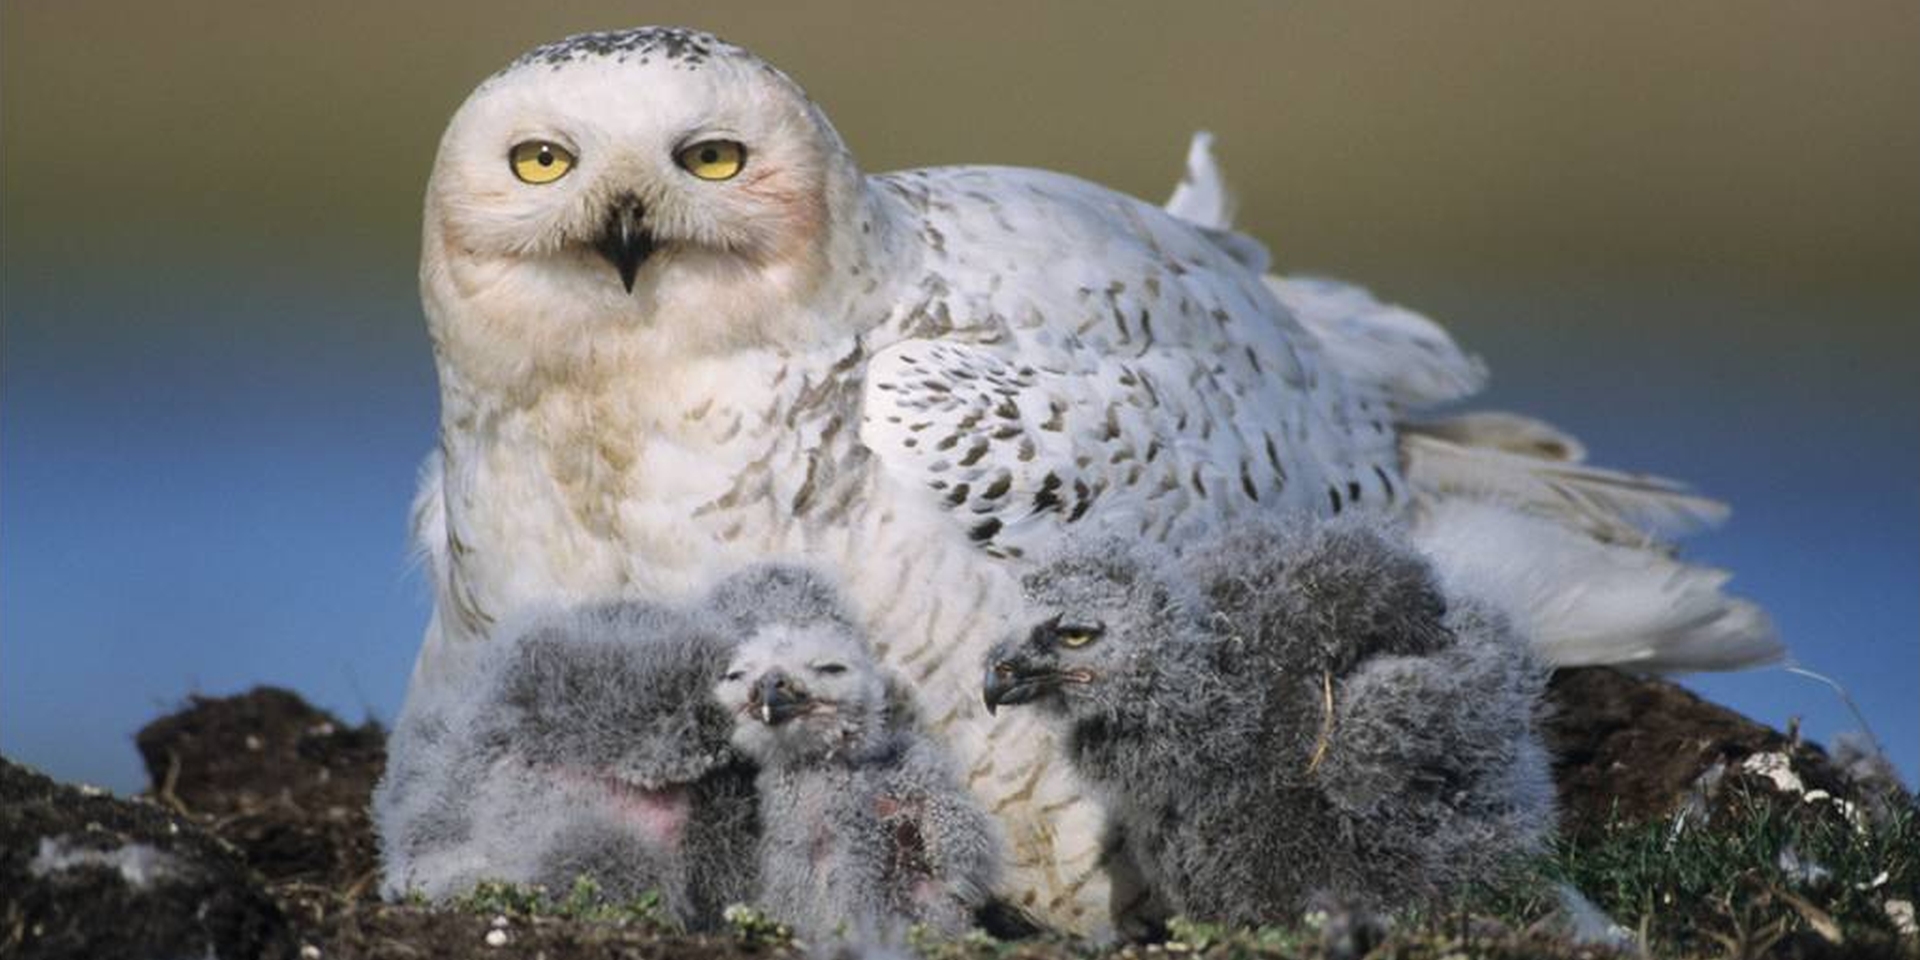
720;903;795;949
450;876;674;928
1473;784;1918;957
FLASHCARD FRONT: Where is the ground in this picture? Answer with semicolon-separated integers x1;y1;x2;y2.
2;671;1913;960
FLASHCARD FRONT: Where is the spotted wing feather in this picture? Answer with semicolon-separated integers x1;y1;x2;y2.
861;167;1409;559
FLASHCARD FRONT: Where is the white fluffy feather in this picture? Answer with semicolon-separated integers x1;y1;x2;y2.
1268;276;1488;410
1164;131;1234;230
1165;131;1770;671
1401;430;1731;543
1412;499;1781;671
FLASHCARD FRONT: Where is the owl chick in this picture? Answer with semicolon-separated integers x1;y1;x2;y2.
373;601;758;930
709;564;1001;941
982;515;1554;924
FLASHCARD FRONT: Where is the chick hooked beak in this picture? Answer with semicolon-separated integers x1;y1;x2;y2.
749;671;812;726
594;195;654;292
982;655;1060;715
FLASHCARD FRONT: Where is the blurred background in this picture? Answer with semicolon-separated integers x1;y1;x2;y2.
3;2;1915;792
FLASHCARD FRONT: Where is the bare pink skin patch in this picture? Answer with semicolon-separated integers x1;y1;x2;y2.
601;778;692;847
550;766;692;848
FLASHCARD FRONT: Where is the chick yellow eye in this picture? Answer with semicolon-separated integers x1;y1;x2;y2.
509;140;575;184
676;139;746;181
1057;624;1104;648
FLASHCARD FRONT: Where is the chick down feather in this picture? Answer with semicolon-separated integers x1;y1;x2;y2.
372;601;758;929
984;513;1554;924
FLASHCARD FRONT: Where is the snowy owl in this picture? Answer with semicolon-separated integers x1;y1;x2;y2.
399;26;1780;932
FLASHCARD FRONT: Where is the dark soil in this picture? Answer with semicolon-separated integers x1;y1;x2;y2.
1542;668;1854;841
1;756;292;960
135;687;387;894
2;673;1909;959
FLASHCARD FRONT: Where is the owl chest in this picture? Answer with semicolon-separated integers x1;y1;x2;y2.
439;353;877;624
758;768;885;903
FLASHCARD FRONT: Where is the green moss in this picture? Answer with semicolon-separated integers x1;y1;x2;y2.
419;788;1917;958
1471;786;1918;957
720;903;795;948
449;876;674;928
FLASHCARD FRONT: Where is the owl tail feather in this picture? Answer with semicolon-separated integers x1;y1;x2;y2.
1407;487;1782;673
1162;131;1781;673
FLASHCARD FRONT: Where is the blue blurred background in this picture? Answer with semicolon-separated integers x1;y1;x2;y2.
4;2;1916;791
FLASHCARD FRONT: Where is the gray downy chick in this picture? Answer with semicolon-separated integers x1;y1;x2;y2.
372;601;758;930
710;564;1003;942
982;514;1554;925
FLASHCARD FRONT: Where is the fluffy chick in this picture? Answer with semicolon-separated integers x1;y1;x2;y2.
373;601;757;930
982;514;1553;925
710;564;1001;941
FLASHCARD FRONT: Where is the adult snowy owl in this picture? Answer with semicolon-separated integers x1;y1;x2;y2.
400;26;1780;931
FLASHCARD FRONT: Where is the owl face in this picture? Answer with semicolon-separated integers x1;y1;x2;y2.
422;29;867;378
715;620;890;765
983;540;1196;720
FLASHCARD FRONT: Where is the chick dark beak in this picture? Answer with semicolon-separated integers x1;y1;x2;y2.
982;656;1057;715
750;671;811;727
594;195;654;293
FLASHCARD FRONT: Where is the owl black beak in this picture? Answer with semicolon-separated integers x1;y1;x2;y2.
982;647;1058;715
594;195;654;293
749;671;812;726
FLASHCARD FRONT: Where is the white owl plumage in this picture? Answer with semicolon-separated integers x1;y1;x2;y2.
399;27;1779;932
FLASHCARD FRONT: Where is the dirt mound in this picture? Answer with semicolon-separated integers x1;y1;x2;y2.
4;670;1909;959
1;758;292;960
1543;668;1857;841
135;685;386;893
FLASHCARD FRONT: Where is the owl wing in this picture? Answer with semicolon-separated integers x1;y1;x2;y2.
859;167;1405;559
860;337;1281;558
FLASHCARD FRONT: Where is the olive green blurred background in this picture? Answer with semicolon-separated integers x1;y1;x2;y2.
6;3;1917;289
4;3;1917;790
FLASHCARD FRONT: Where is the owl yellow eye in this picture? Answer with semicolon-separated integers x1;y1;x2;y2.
509;140;575;184
1057;624;1104;648
676;139;746;181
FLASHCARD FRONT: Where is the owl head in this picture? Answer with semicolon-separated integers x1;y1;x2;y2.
422;28;885;386
704;563;896;766
982;536;1207;723
715;619;893;767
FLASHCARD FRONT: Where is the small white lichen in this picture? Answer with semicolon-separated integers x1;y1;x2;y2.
1554;883;1637;950
1741;752;1805;795
29;837;179;890
1886;899;1917;936
1776;845;1832;888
